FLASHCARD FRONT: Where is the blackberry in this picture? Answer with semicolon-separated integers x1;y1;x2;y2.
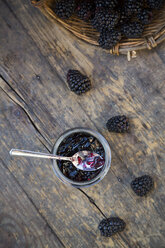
121;22;144;38
95;147;105;158
68;169;78;179
67;70;91;95
106;115;129;133
119;10;132;25
76;1;95;21
146;0;164;9
80;171;96;181
92;8;120;31
98;217;126;237
137;9;153;25
53;0;75;19
131;175;154;197
124;0;143;15
95;0;119;9
98;28;121;49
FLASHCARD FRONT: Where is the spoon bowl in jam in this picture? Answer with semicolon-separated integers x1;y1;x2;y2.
10;149;105;171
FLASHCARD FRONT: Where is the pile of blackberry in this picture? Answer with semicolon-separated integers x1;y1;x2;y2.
76;1;95;21
52;0;164;49
52;0;75;19
57;132;105;182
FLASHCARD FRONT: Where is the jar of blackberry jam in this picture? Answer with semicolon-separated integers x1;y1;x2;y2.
52;128;111;188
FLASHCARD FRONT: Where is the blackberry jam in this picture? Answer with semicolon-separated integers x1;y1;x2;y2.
57;133;105;182
52;128;111;188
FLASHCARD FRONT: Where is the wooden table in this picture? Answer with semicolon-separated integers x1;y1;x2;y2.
0;1;165;247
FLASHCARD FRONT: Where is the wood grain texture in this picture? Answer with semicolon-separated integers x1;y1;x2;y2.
0;158;65;248
0;0;165;247
0;79;109;248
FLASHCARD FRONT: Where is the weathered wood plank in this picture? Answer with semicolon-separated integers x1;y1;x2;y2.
0;160;66;248
0;80;127;248
0;0;165;247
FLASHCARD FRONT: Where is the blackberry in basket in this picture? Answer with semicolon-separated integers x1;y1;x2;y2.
76;1;95;21
121;21;144;38
137;8;153;25
95;0;119;9
98;28;122;49
119;9;132;25
37;0;165;55
124;0;143;15
92;8;120;31
53;0;75;19
146;0;164;10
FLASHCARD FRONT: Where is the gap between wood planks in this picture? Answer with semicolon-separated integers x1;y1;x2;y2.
2;0;164;173
0;69;138;211
0;74;137;247
2;0;69;93
0;73;107;220
0;157;66;248
0;70;138;216
2;0;165;146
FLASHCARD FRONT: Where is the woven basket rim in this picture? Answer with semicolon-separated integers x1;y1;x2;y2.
31;0;165;58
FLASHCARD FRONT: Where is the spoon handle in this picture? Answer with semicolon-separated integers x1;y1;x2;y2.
10;149;72;161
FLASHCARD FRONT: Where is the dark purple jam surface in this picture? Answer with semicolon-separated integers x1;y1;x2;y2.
57;132;105;182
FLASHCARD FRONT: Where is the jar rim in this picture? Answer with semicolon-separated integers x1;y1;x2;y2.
52;127;111;188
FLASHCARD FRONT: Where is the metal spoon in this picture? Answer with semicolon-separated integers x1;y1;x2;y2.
9;149;105;171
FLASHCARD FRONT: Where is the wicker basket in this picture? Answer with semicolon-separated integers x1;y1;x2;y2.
31;0;165;60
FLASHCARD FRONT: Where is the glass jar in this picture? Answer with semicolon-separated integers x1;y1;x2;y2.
52;128;111;188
